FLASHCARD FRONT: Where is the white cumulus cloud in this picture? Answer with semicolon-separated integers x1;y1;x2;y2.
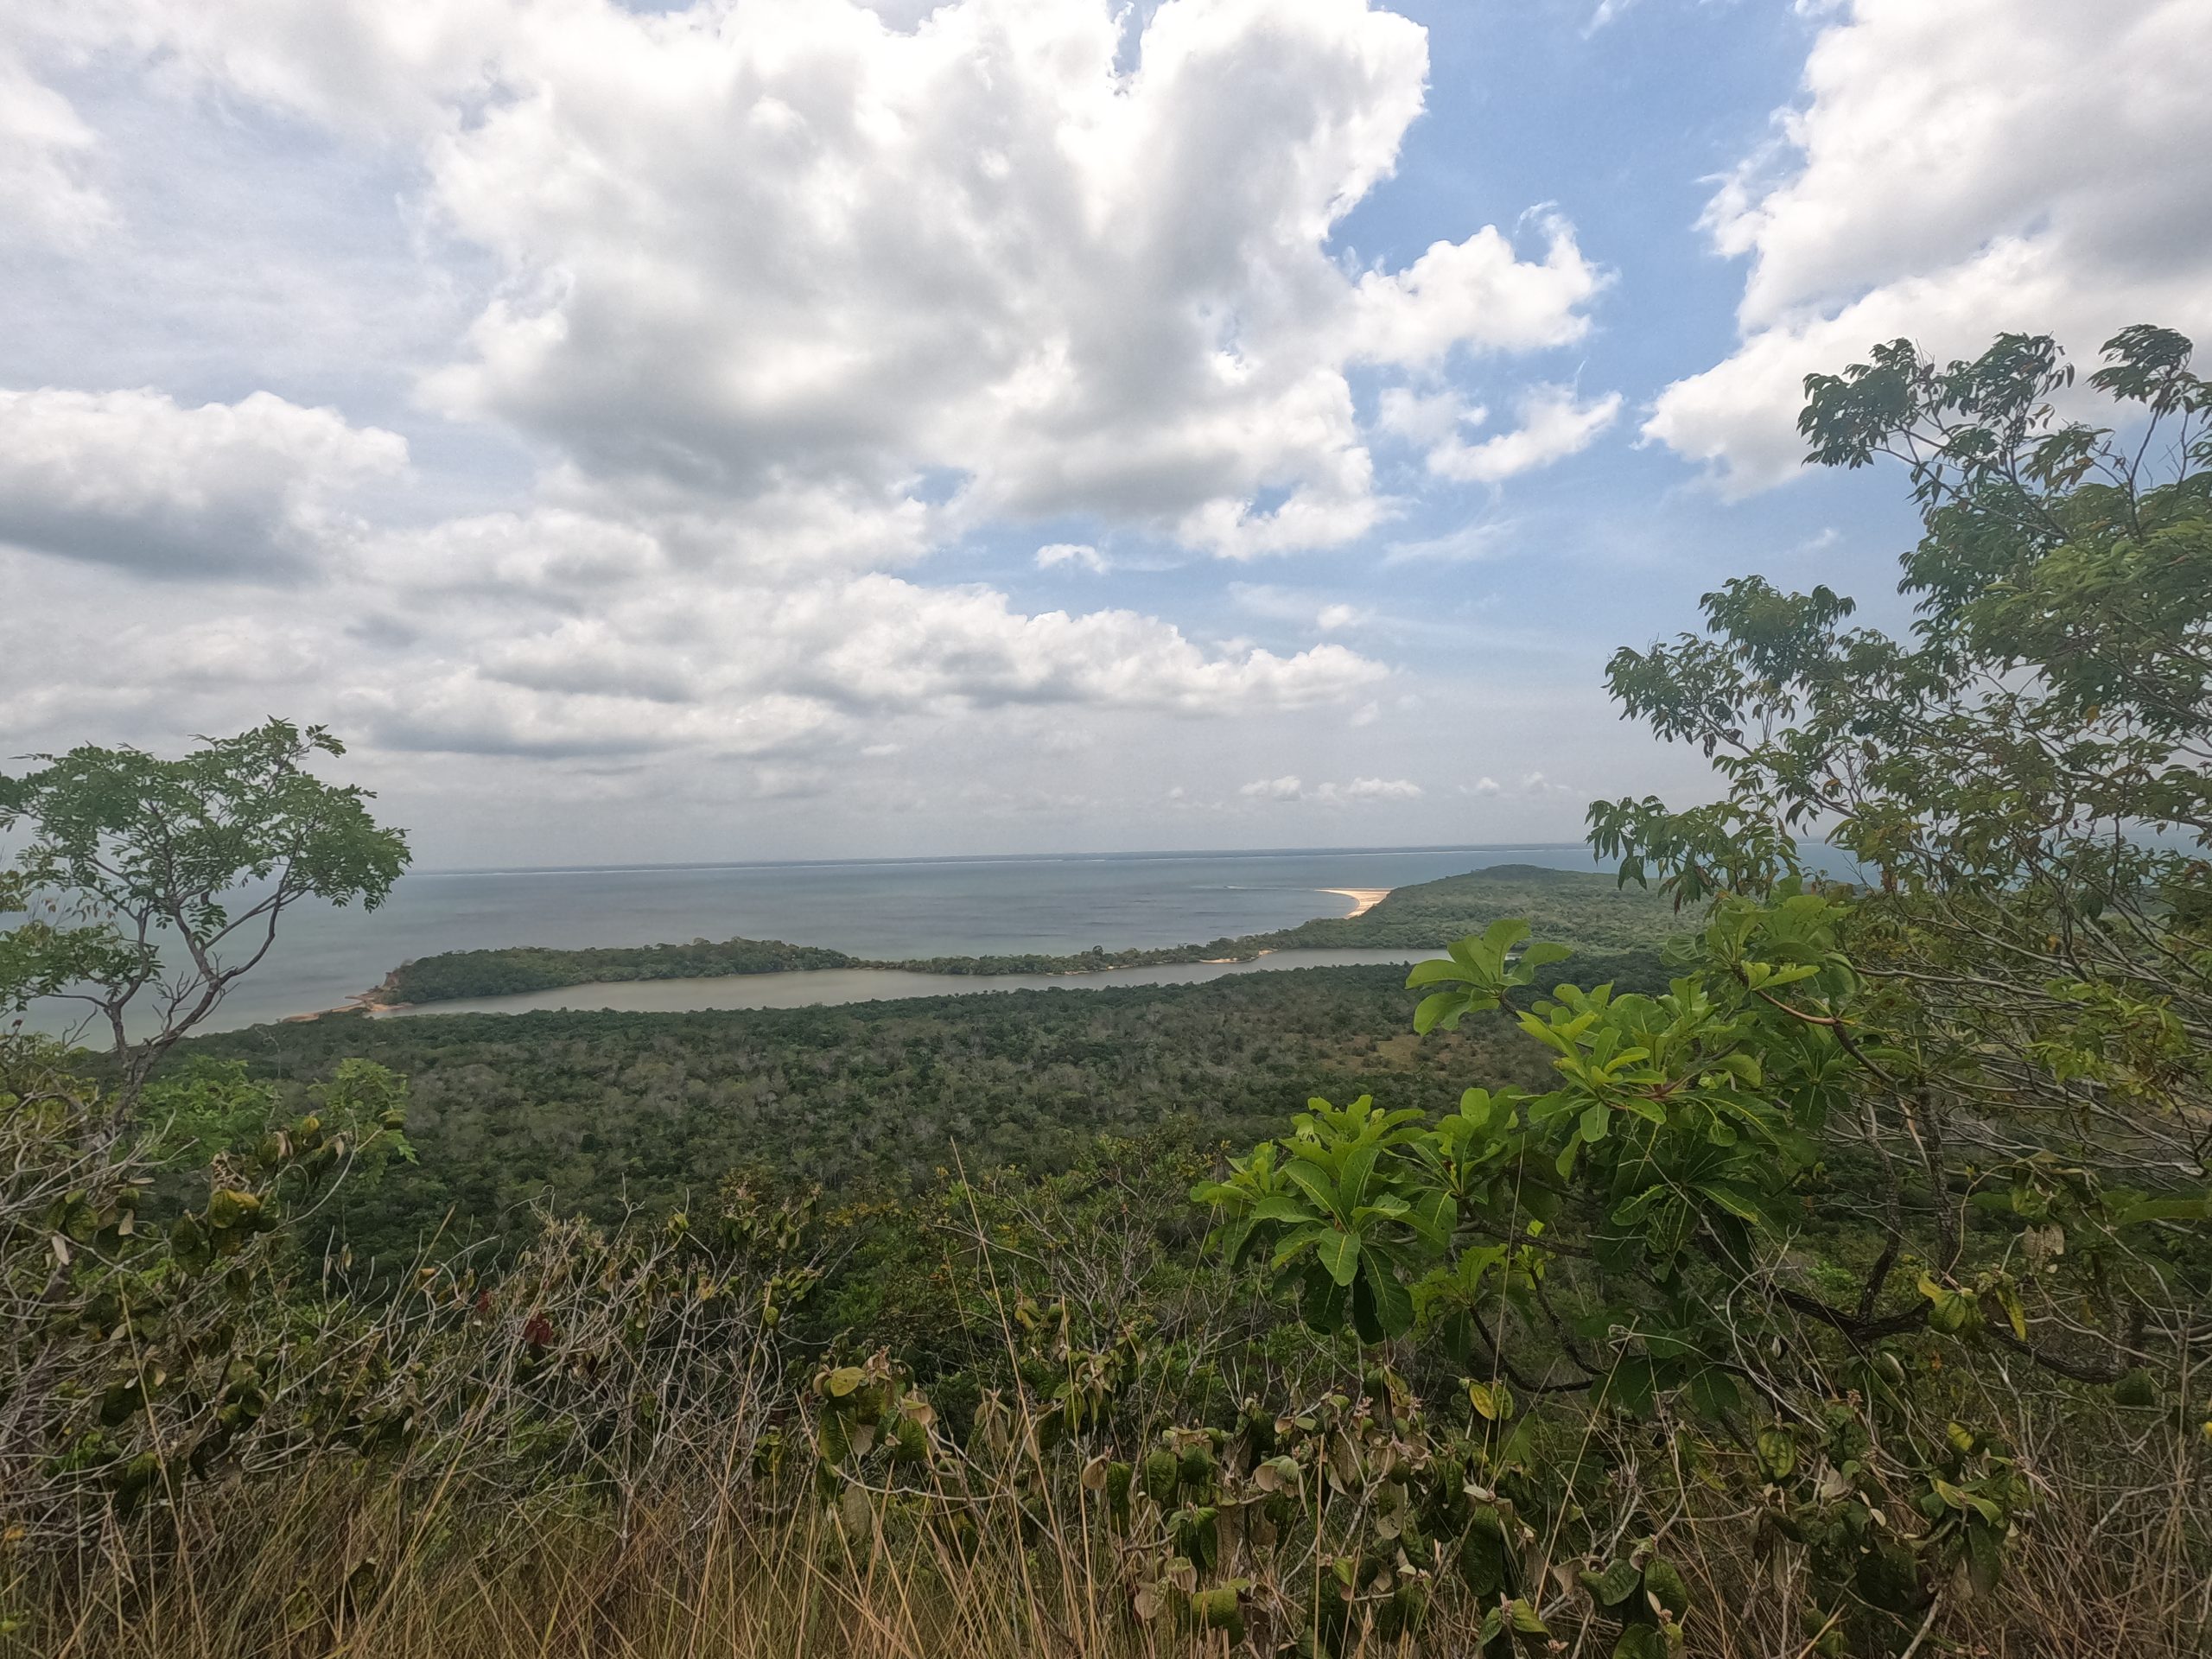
0;48;112;250
1646;0;2212;493
0;0;1643;852
39;0;1611;557
1382;382;1621;484
1035;542;1109;573
1238;772;1421;805
1332;775;1422;802
351;569;1389;759
1352;215;1609;365
0;386;406;576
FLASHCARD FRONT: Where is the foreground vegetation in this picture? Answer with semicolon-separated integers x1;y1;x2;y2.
376;862;1676;1006
3;325;2209;1657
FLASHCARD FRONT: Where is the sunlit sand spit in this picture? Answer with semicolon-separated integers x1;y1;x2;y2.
1323;887;1390;917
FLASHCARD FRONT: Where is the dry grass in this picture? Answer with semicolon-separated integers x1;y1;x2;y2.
10;1381;2206;1659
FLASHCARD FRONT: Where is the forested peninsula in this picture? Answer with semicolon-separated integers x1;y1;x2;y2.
372;861;1677;1004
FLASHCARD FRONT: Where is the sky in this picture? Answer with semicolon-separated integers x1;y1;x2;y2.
2;0;2207;868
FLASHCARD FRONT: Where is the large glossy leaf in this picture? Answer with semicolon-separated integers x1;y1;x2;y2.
1338;1141;1380;1211
1407;1188;1456;1249
1281;1160;1343;1219
1358;1251;1414;1339
1269;1223;1332;1269
1406;957;1477;988
1315;1229;1361;1287
1300;1263;1350;1333
1354;1191;1409;1222
1693;1180;1773;1229
1414;990;1471;1033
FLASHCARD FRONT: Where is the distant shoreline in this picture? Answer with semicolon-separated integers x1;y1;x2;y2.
316;863;1669;1020
365;946;1442;1021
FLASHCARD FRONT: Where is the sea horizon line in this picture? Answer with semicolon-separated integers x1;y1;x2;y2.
397;842;1605;880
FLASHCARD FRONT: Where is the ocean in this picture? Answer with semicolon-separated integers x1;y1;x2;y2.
16;843;1607;1036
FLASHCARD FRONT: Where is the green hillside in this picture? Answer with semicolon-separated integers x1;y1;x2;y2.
1254;861;1678;951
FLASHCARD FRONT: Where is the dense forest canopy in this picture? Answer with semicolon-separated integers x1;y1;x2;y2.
178;962;1661;1263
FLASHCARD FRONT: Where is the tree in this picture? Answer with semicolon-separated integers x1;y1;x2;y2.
1592;322;2210;1208
1199;326;2212;1652
0;720;410;1097
0;724;419;1541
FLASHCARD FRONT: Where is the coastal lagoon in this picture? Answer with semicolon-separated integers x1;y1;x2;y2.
17;844;1610;1039
376;946;1429;1019
16;844;1606;1035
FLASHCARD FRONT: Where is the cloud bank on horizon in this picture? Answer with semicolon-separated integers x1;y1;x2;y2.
1;0;2206;861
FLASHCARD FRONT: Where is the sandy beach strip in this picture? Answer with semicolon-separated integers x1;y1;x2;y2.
1323;887;1391;918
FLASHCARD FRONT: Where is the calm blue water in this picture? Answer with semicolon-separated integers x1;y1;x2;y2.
16;843;1605;1036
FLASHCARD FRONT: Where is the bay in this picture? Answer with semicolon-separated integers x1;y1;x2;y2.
16;842;1605;1035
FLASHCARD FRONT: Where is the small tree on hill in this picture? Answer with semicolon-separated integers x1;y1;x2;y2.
1;719;410;1099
